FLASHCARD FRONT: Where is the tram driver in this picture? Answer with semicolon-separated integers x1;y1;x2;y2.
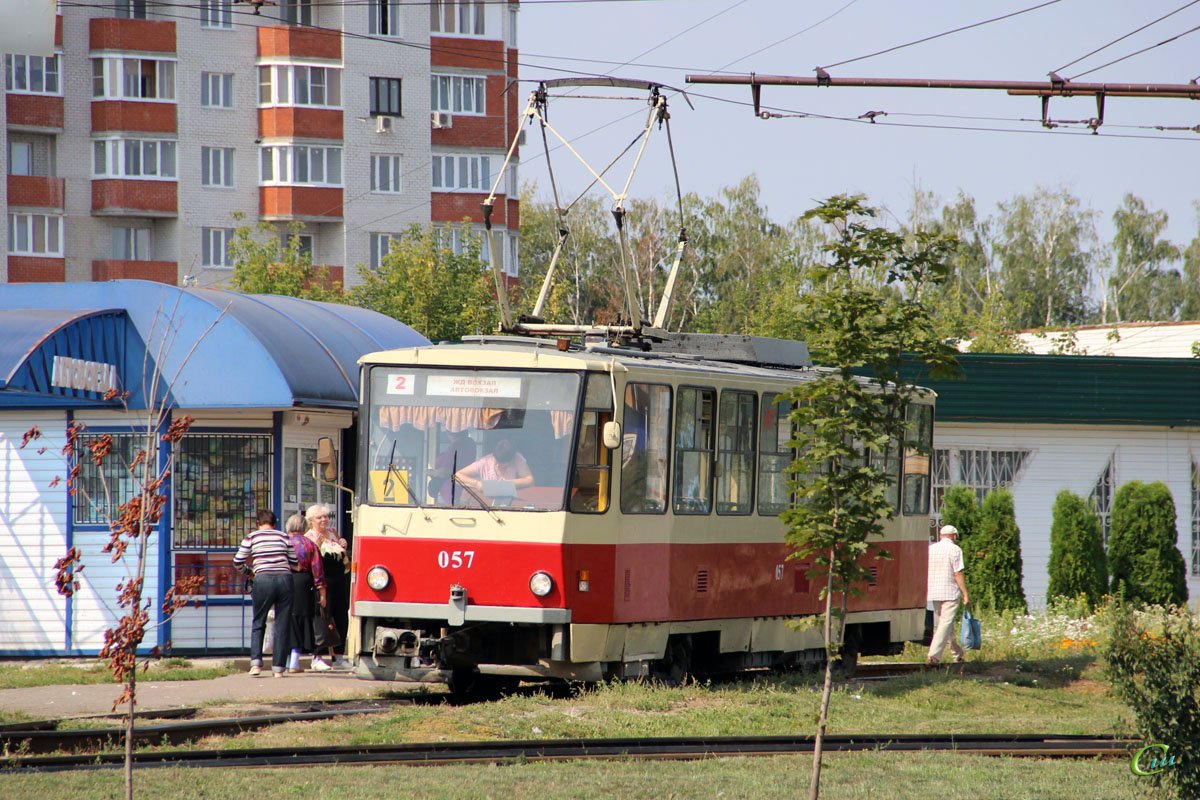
454;435;534;505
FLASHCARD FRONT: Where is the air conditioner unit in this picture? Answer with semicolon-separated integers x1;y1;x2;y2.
375;116;393;133
431;112;453;129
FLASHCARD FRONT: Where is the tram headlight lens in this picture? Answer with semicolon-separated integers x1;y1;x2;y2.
366;566;391;591
529;571;554;597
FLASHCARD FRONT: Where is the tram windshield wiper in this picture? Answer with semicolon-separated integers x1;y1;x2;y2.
384;442;424;509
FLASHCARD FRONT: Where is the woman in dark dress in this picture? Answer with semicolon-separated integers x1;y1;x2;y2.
306;503;351;669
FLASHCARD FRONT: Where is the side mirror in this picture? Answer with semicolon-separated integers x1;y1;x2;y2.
315;436;338;482
602;421;622;450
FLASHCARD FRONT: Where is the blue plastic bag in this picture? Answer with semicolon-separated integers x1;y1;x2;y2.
961;608;982;650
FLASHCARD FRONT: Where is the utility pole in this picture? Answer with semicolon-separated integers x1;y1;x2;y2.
685;72;1200;132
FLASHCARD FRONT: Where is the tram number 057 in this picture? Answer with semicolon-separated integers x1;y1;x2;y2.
437;550;475;569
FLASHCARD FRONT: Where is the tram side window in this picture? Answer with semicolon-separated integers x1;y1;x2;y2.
620;383;671;514
570;373;614;513
758;393;793;515
673;386;715;514
902;403;934;515
717;390;756;515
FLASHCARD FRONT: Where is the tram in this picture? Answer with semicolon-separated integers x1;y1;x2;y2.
343;332;933;691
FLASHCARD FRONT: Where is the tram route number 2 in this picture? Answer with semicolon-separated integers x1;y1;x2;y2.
437;550;475;569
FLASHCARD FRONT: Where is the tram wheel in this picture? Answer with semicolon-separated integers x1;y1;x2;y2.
447;669;520;699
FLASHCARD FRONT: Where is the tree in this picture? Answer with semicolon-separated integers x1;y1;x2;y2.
994;188;1097;328
975;488;1027;613
349;223;498;342
1108;481;1188;606
228;215;342;301
781;195;959;800
1103;194;1182;323
20;308;210;800
1046;490;1107;608
939;485;982;592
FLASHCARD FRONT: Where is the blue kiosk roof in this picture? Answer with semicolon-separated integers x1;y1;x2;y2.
0;281;429;409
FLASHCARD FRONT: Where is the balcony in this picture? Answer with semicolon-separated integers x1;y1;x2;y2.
89;18;175;53
6;94;64;130
7;256;65;282
92;101;176;134
92;259;178;284
7;176;65;210
259;186;342;221
92;180;177;217
257;26;340;60
258;107;342;140
430;36;503;70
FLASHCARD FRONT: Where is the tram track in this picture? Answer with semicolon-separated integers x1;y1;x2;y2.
2;732;1136;771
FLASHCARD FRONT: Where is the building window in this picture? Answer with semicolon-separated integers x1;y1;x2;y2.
1192;460;1200;576
260;145;342;186
279;0;313;26
201;146;235;188
431;153;491;191
370;154;402;193
507;232;519;277
930;447;1031;526
279;231;313;258
430;74;485;115
202;227;234;267
258;64;341;108
201;72;233;108
369;0;401;36
369;232;397;269
430;0;485;36
369;77;402;116
92;57;176;101
506;162;519;196
5;53;61;94
114;0;148;19
716;390;756;515
74;434;140;525
1091;455;1115;548
8;213;63;256
93;139;177;179
200;0;232;28
8;141;32;175
174;434;272;548
112;227;151;260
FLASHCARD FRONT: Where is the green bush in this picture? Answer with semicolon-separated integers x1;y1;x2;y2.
1108;481;1188;606
940;485;982;597
1100;602;1200;800
976;488;1027;613
1047;490;1107;608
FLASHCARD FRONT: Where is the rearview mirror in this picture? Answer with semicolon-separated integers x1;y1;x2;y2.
602;421;622;450
315;436;338;482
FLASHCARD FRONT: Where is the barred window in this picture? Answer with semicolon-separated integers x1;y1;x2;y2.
1192;461;1200;576
930;447;1031;529
73;434;143;526
173;434;272;549
1091;455;1114;549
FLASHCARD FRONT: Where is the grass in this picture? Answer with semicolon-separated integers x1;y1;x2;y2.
0;658;239;690
0;753;1142;799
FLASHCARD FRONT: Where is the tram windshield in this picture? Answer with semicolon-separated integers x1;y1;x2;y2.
365;367;582;511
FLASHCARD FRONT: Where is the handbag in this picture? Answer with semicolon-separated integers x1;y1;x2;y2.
961;608;982;650
313;606;342;650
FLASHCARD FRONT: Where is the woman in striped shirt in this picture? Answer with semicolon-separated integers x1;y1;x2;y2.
234;509;298;677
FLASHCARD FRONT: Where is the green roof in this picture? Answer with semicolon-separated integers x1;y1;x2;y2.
899;353;1200;426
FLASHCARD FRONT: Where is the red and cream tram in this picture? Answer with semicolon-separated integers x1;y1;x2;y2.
346;333;932;692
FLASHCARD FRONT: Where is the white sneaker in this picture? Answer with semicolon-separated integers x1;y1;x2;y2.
331;657;352;670
311;656;332;671
249;664;261;677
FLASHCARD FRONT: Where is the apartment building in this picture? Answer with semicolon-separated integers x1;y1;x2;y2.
2;0;521;289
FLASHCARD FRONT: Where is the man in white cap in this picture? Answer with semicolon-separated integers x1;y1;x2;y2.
927;524;970;665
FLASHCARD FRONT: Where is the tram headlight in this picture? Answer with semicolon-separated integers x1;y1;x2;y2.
529;571;554;597
366;565;391;591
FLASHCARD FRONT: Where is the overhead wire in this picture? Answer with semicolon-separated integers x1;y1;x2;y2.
1050;0;1200;75
1069;22;1200;80
818;0;1066;71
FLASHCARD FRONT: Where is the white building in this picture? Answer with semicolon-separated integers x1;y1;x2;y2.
3;0;522;289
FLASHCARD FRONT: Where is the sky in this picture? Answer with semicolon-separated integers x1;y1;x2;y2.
515;0;1200;249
